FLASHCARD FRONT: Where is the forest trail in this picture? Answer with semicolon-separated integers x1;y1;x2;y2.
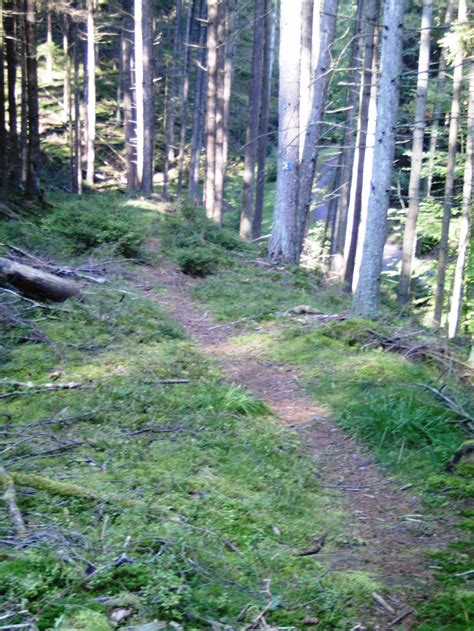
143;257;453;629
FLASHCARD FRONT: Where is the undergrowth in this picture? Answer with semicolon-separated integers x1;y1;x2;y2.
1;275;378;629
191;256;474;630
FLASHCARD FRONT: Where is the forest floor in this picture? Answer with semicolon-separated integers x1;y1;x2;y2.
1;196;472;630
142;250;459;630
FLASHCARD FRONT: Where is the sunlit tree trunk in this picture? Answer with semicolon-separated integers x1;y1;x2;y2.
426;0;455;197
122;0;135;192
204;0;218;217
397;0;433;305
85;0;96;187
134;0;154;196
253;0;275;239
213;0;226;224
299;0;313;159
353;0;404;317
24;0;40;199
343;0;379;288
189;0;206;202
221;0;234;178
73;17;82;195
448;60;473;338
296;0;339;257
268;0;302;262
177;0;195;195
163;0;182;200
240;0;264;239
62;18;70;122
331;0;366;275
433;0;467;327
45;0;53;84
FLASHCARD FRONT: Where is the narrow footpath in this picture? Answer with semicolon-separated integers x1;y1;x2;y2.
143;259;454;629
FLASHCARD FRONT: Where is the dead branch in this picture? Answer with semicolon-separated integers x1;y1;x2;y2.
415;383;474;431
295;533;327;557
0;379;87;400
0;257;82;302
0;466;27;535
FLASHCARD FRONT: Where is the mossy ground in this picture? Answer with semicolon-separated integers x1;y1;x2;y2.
1;192;473;629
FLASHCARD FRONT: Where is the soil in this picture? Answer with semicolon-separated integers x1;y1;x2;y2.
141;257;456;630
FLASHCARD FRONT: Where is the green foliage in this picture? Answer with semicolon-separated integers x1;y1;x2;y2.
1;273;376;629
0;194;151;259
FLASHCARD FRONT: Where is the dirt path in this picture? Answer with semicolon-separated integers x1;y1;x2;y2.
142;260;452;629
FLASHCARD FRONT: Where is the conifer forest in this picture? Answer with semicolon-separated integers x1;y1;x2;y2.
0;1;473;629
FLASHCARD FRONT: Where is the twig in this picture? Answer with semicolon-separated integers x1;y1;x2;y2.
389;609;414;626
0;379;88;400
0;466;27;535
371;591;395;614
295;534;327;557
415;383;474;430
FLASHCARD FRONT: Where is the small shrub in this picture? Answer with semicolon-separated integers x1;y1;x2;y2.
175;246;223;277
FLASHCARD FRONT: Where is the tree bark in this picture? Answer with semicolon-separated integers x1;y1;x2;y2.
353;0;405;317
188;0;207;203
268;0;302;263
177;0;196;195
426;0;455;197
252;0;275;239
0;258;82;302
134;0;154;196
212;0;226;224
45;0;53;83
240;0;264;239
295;0;339;259
24;0;40;199
73;17;82;195
122;0;135;192
331;0;366;275
0;0;7;198
448;60;473;338
397;0;433;305
204;0;218;218
433;0;467;327
4;1;18;189
85;0;96;187
343;0;379;288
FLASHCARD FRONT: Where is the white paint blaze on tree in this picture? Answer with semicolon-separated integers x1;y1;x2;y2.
397;0;433;305
353;0;405;317
448;60;474;339
268;0;302;263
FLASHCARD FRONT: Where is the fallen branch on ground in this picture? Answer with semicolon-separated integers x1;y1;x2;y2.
0;379;87;400
0;466;27;535
415;383;474;432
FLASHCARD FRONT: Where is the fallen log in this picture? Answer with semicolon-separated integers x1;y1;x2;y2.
0;257;82;302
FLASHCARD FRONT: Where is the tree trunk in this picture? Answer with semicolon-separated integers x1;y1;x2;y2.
0;258;82;302
24;0;40;199
299;0;314;159
85;0;96;187
73;18;82;195
122;0;135;192
221;0;234;176
448;60;473;338
433;0;467;327
213;0;226;225
353;0;405;317
141;0;154;195
295;0;339;258
204;0;218;218
331;0;366;275
252;0;275;239
240;0;264;239
343;0;379;288
268;0;302;263
19;3;27;187
134;0;154;196
4;1;18;189
177;0;196;195
0;0;7;198
426;0;455;197
397;0;433;305
45;0;53;83
163;0;182;200
188;0;207;203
